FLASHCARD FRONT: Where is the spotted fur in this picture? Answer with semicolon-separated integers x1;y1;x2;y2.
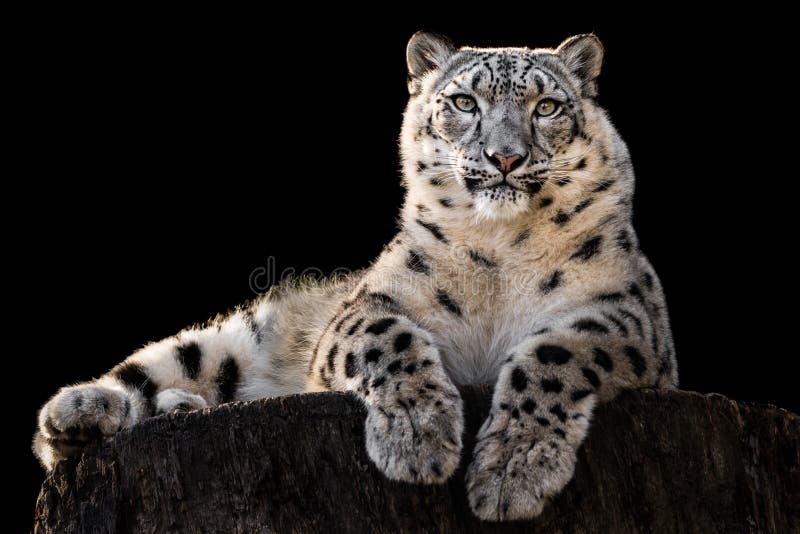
34;32;676;522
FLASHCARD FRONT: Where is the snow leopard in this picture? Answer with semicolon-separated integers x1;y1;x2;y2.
34;32;677;521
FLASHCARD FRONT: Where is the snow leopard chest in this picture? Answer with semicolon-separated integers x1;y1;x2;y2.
427;265;563;386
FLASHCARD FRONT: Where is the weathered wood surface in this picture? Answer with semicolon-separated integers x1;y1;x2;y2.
34;387;799;533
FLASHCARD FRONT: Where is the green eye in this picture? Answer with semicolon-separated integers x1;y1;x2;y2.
535;99;559;117
453;95;477;112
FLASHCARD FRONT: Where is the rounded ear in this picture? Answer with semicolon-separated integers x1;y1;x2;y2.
556;34;604;97
406;31;456;94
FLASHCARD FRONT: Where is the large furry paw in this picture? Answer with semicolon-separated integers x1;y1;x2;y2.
365;383;463;484
466;430;577;521
34;383;137;470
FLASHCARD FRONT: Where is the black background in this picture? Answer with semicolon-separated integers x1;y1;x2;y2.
14;9;796;530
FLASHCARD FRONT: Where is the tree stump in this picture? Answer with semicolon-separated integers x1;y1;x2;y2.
33;387;799;533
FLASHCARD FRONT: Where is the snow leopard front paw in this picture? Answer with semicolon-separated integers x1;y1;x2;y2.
465;430;577;521
365;381;463;484
34;383;137;470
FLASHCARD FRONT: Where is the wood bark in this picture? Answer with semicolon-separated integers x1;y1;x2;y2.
34;387;799;533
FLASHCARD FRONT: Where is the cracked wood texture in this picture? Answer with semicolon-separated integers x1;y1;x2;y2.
34;387;799;533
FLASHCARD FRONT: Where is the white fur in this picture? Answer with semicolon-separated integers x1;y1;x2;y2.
34;34;677;524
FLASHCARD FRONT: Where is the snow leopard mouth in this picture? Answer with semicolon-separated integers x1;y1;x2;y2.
475;179;527;194
477;179;544;196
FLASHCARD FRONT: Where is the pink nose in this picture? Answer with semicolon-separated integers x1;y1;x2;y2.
484;151;527;175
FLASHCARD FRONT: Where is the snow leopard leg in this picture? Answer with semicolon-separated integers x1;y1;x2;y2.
466;303;672;521
33;297;284;471
307;289;464;484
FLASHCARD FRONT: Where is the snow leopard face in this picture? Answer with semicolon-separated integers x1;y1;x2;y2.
402;33;608;221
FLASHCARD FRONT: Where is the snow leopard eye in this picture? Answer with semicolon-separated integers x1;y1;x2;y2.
453;95;477;113
535;99;559;117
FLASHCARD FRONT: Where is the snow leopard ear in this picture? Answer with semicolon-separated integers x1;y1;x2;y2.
556;34;604;97
406;31;456;94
